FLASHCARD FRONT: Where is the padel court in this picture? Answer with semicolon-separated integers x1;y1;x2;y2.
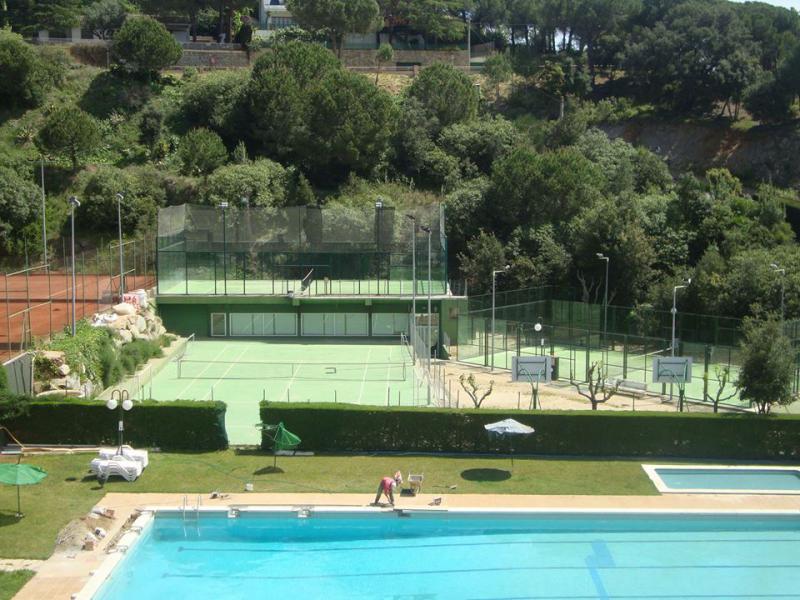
143;339;422;444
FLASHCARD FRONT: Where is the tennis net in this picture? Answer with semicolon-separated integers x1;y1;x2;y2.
176;359;407;382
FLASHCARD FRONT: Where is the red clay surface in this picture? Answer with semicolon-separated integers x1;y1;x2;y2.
1;272;154;361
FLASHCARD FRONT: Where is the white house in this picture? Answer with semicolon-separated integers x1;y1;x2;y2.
258;0;295;32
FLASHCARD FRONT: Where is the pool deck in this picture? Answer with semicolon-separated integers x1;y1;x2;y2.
13;491;800;600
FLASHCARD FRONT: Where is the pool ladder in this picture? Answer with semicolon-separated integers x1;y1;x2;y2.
182;495;202;536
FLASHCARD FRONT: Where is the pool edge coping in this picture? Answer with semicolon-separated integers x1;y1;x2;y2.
642;463;800;495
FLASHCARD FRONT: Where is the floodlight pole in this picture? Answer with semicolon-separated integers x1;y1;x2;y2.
40;156;47;264
771;263;786;321
596;253;609;348
220;202;229;295
116;193;125;297
406;214;417;364
491;265;510;371
671;279;691;356
421;226;433;372
68;196;80;336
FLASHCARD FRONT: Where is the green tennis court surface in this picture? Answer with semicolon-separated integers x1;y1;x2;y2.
143;339;422;444
157;278;448;296
460;344;747;409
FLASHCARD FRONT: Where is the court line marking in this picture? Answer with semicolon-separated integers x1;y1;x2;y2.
357;346;373;404
202;345;252;401
174;344;232;400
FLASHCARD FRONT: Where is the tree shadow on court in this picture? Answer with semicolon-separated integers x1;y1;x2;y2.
460;468;511;482
253;466;285;475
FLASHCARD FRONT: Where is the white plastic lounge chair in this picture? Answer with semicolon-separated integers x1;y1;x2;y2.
90;455;143;482
408;473;424;495
98;445;149;469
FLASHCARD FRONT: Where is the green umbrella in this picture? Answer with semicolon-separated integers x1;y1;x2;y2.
0;463;47;518
259;422;301;469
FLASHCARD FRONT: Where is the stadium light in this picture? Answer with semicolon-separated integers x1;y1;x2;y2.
491;265;510;371
219;202;229;295
771;263;786;320
68;196;80;336
596;253;609;352
405;214;417;363
116;193;125;297
671;278;691;356
420;225;433;373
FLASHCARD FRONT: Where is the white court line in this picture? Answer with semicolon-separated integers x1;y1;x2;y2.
356;346;373;404
174;344;232;399
279;355;302;403
202;345;252;401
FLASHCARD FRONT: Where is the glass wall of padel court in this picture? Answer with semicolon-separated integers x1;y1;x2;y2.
157;204;448;297
456;288;800;410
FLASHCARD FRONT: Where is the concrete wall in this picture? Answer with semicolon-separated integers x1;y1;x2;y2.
176;49;250;68
339;48;469;68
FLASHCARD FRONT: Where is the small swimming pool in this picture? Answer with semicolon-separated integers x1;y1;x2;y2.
644;464;800;494
89;508;800;600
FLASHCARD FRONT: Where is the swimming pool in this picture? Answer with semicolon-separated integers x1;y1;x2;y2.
644;464;800;494
91;508;800;599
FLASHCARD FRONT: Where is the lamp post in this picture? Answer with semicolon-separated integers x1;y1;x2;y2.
220;201;229;295
116;193;125;297
491;265;510;371
671;278;691;356
405;214;417;363
421;225;432;372
375;198;383;289
68;196;80;336
40;156;47;264
106;390;133;453
596;253;609;349
771;263;786;321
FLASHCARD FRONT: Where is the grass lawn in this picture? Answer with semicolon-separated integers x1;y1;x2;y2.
0;451;657;559
0;570;34;600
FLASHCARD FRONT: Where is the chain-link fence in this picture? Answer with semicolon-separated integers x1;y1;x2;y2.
158;204;448;296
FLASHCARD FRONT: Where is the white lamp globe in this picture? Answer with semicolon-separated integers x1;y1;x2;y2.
106;398;118;410
534;323;542;332
122;399;134;411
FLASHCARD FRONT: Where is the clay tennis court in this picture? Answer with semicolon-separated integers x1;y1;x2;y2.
1;271;154;362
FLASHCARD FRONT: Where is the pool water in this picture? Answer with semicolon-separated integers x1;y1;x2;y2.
95;511;800;600
656;468;800;491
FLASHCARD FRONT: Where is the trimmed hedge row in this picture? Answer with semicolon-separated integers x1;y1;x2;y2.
260;402;800;461
5;399;228;450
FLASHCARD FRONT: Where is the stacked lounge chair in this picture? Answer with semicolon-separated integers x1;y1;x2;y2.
90;446;149;482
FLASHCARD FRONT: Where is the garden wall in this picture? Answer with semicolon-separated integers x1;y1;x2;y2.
260;403;800;461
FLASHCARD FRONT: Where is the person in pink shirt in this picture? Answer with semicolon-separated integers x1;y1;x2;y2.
372;471;403;506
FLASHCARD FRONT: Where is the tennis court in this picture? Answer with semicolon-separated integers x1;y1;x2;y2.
140;338;423;445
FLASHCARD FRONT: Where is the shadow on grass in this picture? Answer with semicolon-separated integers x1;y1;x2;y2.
234;448;267;456
0;511;22;527
253;466;285;475
460;468;511;482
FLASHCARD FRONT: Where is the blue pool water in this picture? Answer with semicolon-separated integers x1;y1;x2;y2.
656;468;800;491
95;511;800;600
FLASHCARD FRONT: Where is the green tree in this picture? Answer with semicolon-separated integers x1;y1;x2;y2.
483;52;512;101
138;105;163;155
407;63;478;132
0;29;55;109
379;0;469;42
285;0;380;57
737;318;796;414
37;106;101;169
0;166;39;252
180;69;249;142
202;159;288;207
437;115;519;177
375;41;393;85
84;0;135;39
111;15;182;78
179;128;228;176
457;230;506;294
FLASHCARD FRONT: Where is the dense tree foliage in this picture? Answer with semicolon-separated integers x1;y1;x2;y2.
738;318;796;414
83;0;135;40
179;128;228;176
286;0;380;57
0;30;58;109
111;15;182;78
37;106;101;169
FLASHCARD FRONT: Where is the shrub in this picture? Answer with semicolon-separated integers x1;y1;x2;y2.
180;69;249;142
179;128;228;176
5;399;228;450
407;63;479;132
119;339;162;375
202;159;287;207
38;323;115;386
259;403;800;460
70;43;111;67
111;15;182;78
0;167;40;253
0;366;8;392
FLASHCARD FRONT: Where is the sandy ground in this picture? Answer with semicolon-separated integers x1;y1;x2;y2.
439;360;718;413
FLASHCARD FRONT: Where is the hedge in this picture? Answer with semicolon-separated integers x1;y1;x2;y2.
260;403;800;461
5;399;228;450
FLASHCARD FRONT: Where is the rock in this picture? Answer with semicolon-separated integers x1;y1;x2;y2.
129;325;140;339
57;363;71;377
156;325;166;337
41;350;66;365
135;316;146;332
33;382;44;394
112;303;136;316
65;374;81;390
118;329;133;344
49;377;68;389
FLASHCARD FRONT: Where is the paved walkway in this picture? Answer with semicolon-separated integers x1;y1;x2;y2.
13;492;800;600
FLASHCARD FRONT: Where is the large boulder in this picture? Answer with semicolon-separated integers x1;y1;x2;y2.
112;303;136;316
118;329;133;344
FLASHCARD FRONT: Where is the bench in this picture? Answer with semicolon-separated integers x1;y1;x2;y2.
607;378;648;399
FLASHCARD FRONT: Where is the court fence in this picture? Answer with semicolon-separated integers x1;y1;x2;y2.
1;236;156;362
157;204;448;296
456;289;800;411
